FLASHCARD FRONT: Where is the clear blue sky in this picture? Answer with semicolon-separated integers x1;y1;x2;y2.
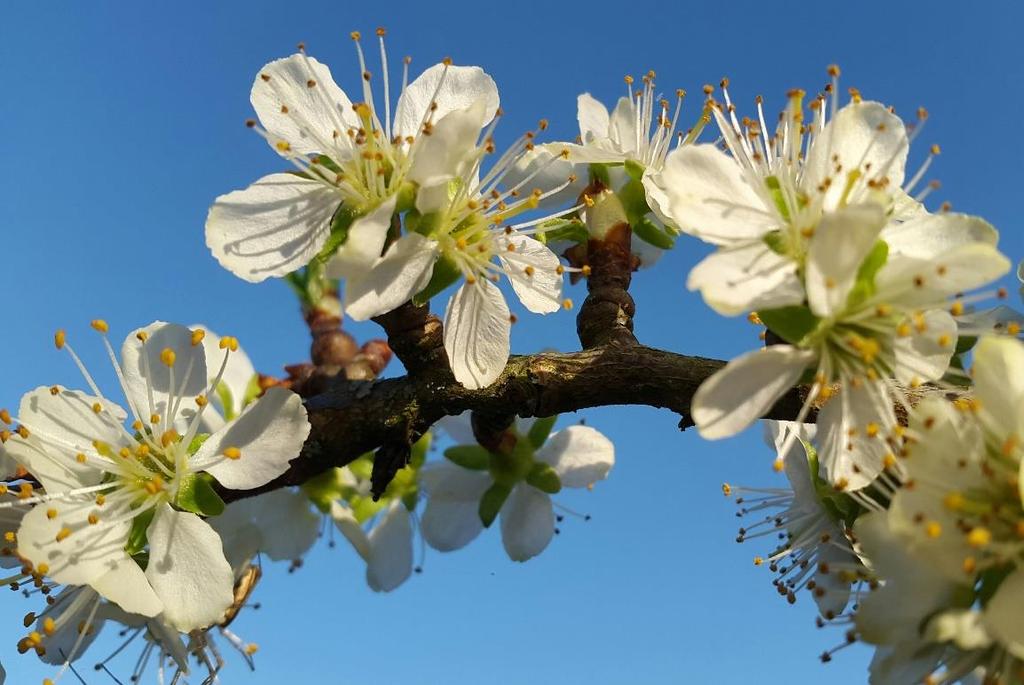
1;1;1021;683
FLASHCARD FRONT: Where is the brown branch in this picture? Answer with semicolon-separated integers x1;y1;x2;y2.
577;224;637;348
220;344;811;503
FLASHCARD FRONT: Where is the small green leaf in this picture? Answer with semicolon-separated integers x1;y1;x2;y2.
413;255;460;305
589;163;611;187
242;373;262;409
313;205;359;264
631;217;676;249
845;240;889;308
954;335;977;356
978;564;1014;607
536;218;588;245
301;467;348;513
617;180;649;223
764;176;790;222
444;445;490;470
175;473;226;517
215;381;236;421
478;481;511;528
527;415;558;449
409;433;431;469
758;306;820;345
126;508;156;556
762;230;789;256
623;159;645;181
525;462;561;494
186;433;210;456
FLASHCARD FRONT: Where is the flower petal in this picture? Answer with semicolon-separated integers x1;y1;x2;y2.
535;426;614;488
687;241;803;316
643;144;777;244
342;233;439;321
91;556;162;618
408;99;488;190
882;212;997;259
972;336;1024;439
17;497;132;588
35;587;108;666
419;462;490;552
330;501;370;560
145;504;234;632
692;346;815;439
499;485;554;562
892;309;956;385
817;380;897;490
394;64;499;140
193;387;310;490
443;280;511;389
804;101;908;212
875;244;1010;306
250;54;356;156
366;503;413;592
324;196;396;280
577;93;610;143
205;173;336;283
247;489;320;562
121;322;208;429
607;97;637;156
984;568;1024;657
806;203;887;317
194;327;257;422
498;233;563;314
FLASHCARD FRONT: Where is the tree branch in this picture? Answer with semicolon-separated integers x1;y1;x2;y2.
220;344;811;502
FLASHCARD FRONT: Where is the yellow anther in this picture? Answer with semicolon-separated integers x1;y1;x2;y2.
772;457;784;472
218;336;239;352
896;323;911;337
943;492;965;511
45;509;57;520
245;643;260;656
930;144;941;155
524;265;535;277
753;556;764;566
562;298;574;311
150;414;161;425
874;304;892;317
865;422;880;438
963;556;977;574
827;64;841;77
1002;435;1019;456
131;420;143;431
118;447;131;459
28;631;42;646
882;453;897;470
1008;322;1021;336
950;301;964;316
967;527;992;548
136;331;149;342
160;348;176;367
223;446;242;460
721;483;732;496
36;564;48;576
0;409;10;425
925;521;942;538
42;617;55;636
75;452;87;463
3;532;14;543
55;528;72;542
275;140;291;152
143;476;165;495
92;402;102;414
136;444;150;458
160;430;179;447
54;329;66;350
18;483;33;499
195;395;208;407
90;319;109;333
49;386;59;396
191;329;206;346
87;514;99;525
349;30;361;40
95;494;105;506
937;334;951;347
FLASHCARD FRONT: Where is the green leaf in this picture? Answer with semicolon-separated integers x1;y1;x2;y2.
845;240;889;308
624;159;645;181
301;467;348;513
536;218;588;245
215;381;236;421
762;230;789;256
589;163;611;187
242;373;262;409
978;564;1015;607
617;180;650;223
764;176;790;222
313;205;359;265
478;481;511;528
525;462;561;494
631;216;676;249
954;335;977;356
758;306;820;345
126;508;156;556
186;433;210;456
444;445;490;470
174;473;226;517
409;433;431;469
413;254;461;305
527;415;558;449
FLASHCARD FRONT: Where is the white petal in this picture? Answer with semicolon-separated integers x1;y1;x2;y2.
499;485;554;562
443;280;511;389
687;241;803;316
194;387;310;490
556;141;628;165
875;244;1010;306
882;212;997;259
432;411;476;445
324;196;396;280
330;501;370;560
207;499;263;572
577;93;610;142
806;203;887;317
194;327;257;421
973;336;1024;439
17;497;131;588
145;505;234;632
984;568;1024;657
812;544;856;618
366;503;414;592
692;346;814;439
91;556;162;618
205;173;336;283
407;100;487;189
121;321;209;430
35;587;108;666
607;97;637;156
342;234;439;321
498;234;563;314
804;101;908;212
12;387;122;492
504;145;585;210
250;54;356;156
535;426;614;488
893;309;956;385
817;380;897;490
395;64;499;140
643;144;777;244
246;489;320;562
419;462;490;552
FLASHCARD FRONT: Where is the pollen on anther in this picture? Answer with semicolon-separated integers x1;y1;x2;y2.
223;446;242;460
191;329;206;346
160;348;176;367
90;319;109;333
54;330;66;350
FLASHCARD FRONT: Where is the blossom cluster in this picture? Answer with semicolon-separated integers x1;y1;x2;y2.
2;23;1021;685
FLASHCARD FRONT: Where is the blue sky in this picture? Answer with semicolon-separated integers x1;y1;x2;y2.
0;1;1021;682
